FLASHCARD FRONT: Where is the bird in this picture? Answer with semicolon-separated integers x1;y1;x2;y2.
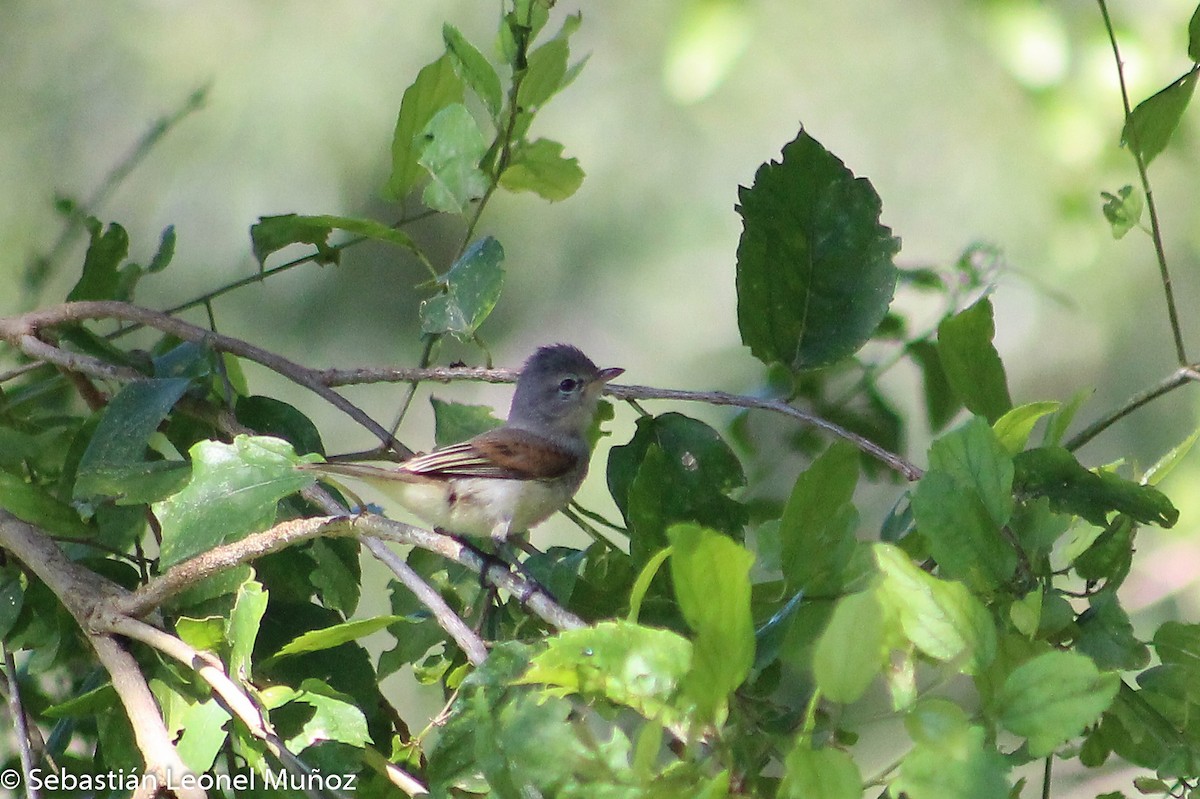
301;344;623;543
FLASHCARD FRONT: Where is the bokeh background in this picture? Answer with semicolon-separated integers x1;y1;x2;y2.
3;1;1200;793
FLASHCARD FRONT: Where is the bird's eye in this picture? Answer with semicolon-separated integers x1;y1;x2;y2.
558;377;579;393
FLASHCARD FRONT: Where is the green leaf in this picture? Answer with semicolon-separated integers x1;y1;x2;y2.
814;589;885;703
1122;69;1199;166
499;138;585;201
74;461;190;506
155;435;320;566
912;471;1016;593
1154;622;1200;674
250;213;419;267
1191;3;1200;61
443;24;502;118
42;683;117;719
778;441;859;595
309;537;361;616
893;723;1010;799
429;397;502;448
419;236;505;337
735;129;900;370
996;650;1119;757
518;620;693;723
1013;447;1178;528
936;298;1012;423
67;219;129;301
1101;185;1143;239
176;698;229;773
235;394;325;456
910;339;962;431
226;577;268;681
176;615;225;652
263;678;372;750
927;416;1014;527
1076;592;1149;671
607;413;747;566
0;471;89;536
269;615;405;661
1043;388;1090;446
627;545;672;623
1143;427;1200;486
669;523;755;721
0;566;24;640
385;53;465;201
874;543;996;673
147;224;176;273
418;103;489;213
780;745;863;799
518;38;569;110
993;401;1060;455
74;378;191;502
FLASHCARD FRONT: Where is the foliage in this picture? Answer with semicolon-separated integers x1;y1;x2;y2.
1;2;1200;798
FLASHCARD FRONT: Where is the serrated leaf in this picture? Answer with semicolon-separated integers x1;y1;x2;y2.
517;620;693;723
1076;592;1149;671
997;650;1119;757
1013;447;1178;528
419;236;505;336
814;589;884;703
386;54;464;201
669;523;754;722
936;298;1012;423
67;219;129;301
269;615;405;661
778;441;860;595
418;103;489;214
1122;69;1198;166
874;543;996;673
736;129;900;370
780;745;862;799
155;435;319;566
499;138;584;201
1154;621;1200;674
430;397;502;448
443;24;502;118
1101;185;1143;239
913;471;1015;593
250;213;419;267
264;678;371;750
928;416;1014;527
74;378;191;502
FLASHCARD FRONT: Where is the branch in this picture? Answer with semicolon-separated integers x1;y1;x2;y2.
1065;365;1200;451
0;301;413;458
3;646;40;799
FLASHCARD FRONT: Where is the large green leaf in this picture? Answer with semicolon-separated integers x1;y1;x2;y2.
419;236;505;337
912;470;1016;593
250;213;418;267
155;435;319;566
780;745;862;799
418;103;489;214
936;298;1012;423
67;219;129;301
814;589;885;703
385;53;464;201
443;23;502;119
430;397;502;447
778;441;860;595
669;523;754;722
1122;68;1199;166
1013;447;1178;528
894;720;1010;799
261;678;372;751
0;471;89;536
996;650;1119;757
735;128;899;370
499;138;584;201
927;416;1014;527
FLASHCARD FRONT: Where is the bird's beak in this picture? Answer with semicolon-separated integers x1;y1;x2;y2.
596;367;624;384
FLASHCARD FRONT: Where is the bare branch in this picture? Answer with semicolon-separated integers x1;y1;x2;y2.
1066;365;1200;451
3;646;40;799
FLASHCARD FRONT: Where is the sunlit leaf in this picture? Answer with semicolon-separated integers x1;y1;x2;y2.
418;103;489;213
419;236;505;336
814;589;884;703
385;54;464;201
996;650;1119;757
993;401;1060;454
269;616;405;661
499;138;584;201
780;745;862;799
1122;69;1198;166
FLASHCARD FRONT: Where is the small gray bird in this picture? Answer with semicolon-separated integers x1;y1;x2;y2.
302;344;622;542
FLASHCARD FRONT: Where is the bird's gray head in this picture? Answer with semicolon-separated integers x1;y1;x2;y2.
507;344;623;438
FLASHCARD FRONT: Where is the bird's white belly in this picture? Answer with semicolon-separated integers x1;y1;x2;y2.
383;477;571;540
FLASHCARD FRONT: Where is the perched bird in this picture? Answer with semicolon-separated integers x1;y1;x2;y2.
303;344;622;542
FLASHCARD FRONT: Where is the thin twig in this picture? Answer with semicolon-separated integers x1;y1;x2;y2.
1065;365;1200;451
1097;0;1188;365
3;646;40;799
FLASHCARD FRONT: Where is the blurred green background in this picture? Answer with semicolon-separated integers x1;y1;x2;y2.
3;1;1200;792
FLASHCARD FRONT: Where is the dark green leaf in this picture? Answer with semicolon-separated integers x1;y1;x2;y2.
75;461;190;506
910;339;961;432
669;523;754;721
418;104;489;213
1122;69;1198;166
156;435;320;566
1101;186;1143;239
913;471;1016;593
67;219;129;301
1013;447;1178;528
0;471;89;536
235;394;325;456
0;566;23;640
385;54;465;201
518;620;692;723
1154;622;1200;674
607;413;746;565
936;298;1012;423
996;650;1119;757
1191;3;1200;61
147;224;176;273
1076;592;1149;671
419;236;505;337
443;24;502;118
73;378;191;502
430;397;502;447
814;589;884;703
780;745;862;799
736;129;900;370
778;441;859;595
927;416;1014;527
1074;516;1134;585
250;213;419;267
309;537;361;616
499;138;584;201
